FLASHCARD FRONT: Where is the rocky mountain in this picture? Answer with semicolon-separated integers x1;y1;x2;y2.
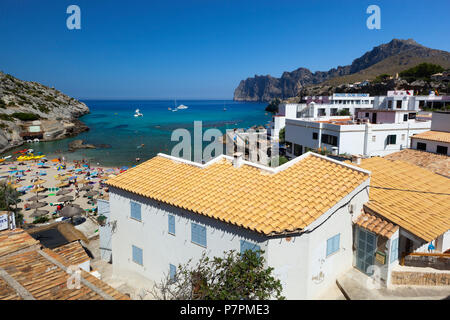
0;71;90;152
234;39;450;101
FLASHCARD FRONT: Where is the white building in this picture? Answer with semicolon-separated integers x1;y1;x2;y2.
284;110;431;158
106;152;371;299
410;111;450;156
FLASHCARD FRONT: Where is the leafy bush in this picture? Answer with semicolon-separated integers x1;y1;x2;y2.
33;216;49;224
338;109;350;116
399;63;444;82
0;99;5;109
151;250;284;300
265;98;281;114
11;112;40;121
0;114;13;121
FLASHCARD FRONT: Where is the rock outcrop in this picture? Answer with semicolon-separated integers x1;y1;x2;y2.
0;72;90;152
234;39;450;101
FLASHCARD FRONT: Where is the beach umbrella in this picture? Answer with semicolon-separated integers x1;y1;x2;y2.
56;189;71;196
9;183;22;189
27;194;47;201
60;205;84;218
58;195;74;202
30;209;49;217
85;190;99;197
80;185;93;191
31;187;45;193
51;159;60;162
37;162;45;166
28;201;47;209
33;179;46;185
56;182;69;188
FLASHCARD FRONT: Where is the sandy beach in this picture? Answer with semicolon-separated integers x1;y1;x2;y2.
0;154;125;225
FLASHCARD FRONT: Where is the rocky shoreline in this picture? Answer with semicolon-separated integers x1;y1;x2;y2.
0;71;91;154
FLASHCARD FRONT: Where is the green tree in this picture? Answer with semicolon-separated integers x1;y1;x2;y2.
337;109;350;116
399;63;444;82
265;98;281;114
373;73;391;83
279;127;285;143
0;182;23;226
151;250;284;300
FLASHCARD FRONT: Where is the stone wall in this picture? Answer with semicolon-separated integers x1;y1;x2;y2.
391;271;450;286
404;255;450;270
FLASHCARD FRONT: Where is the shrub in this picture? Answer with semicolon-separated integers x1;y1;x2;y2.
265;98;281;114
11;112;40;121
399;63;444;82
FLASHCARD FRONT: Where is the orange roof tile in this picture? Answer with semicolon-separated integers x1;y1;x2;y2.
0;248;129;300
384;149;449;177
106;153;369;235
355;211;399;239
53;241;90;266
411;130;450;144
355;157;450;242
0;228;40;258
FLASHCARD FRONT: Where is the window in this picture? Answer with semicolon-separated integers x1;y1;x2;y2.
408;113;416;119
312;132;318;140
365;113;369;118
401;134;406;141
285;142;292;154
396;100;402;109
321;134;338;146
403;114;408;121
326;234;340;257
437;145;448;155
168;214;175;235
416;142;426;151
387;135;396;145
390;238;399;263
240;240;261;256
294;144;302;156
130;201;141;221
132;245;143;265
169;264;177;281
191;223;207;247
372;135;376;142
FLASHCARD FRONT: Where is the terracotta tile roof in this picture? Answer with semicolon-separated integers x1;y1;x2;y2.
106;153;369;235
53;241;90;266
355;211;399;239
411;130;450;143
0;229;40;258
0;278;22;300
384;149;450;177
0;248;129;300
355;157;450;242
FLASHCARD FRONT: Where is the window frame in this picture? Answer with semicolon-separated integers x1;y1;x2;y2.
132;245;143;266
130;201;142;221
387;134;397;145
191;222;207;248
168;214;175;235
416;142;426;151
436;145;448;155
326;234;340;257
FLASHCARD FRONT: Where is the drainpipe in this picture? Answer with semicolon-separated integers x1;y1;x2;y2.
363;123;371;157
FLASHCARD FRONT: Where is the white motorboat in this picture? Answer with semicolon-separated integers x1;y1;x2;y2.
134;108;143;117
177;104;188;110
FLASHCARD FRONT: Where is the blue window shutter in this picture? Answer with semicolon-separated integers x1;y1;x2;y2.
191;223;206;247
130;201;141;221
169;264;176;280
390;238;399;262
168;215;175;234
326;234;340;257
240;240;261;256
132;245;143;265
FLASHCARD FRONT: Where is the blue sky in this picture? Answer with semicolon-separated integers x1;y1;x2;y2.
0;0;449;99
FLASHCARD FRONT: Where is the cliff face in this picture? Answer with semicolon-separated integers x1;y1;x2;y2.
234;39;450;101
0;72;90;152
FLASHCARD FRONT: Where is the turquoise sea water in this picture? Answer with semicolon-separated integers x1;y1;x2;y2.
5;100;270;167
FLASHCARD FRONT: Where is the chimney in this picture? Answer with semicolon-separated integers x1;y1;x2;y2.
331;147;338;156
351;154;362;165
233;152;243;168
